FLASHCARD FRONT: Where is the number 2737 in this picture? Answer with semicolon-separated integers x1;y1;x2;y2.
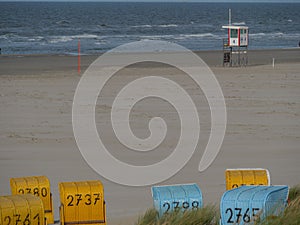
67;193;101;206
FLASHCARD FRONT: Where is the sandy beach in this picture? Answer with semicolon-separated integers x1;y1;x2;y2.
0;49;299;225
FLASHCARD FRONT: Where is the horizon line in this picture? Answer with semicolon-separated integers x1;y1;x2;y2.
0;0;300;2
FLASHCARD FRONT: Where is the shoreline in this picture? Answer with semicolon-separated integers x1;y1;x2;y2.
0;48;299;77
1;47;299;57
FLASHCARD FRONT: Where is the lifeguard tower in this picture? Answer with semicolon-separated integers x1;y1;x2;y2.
222;9;249;66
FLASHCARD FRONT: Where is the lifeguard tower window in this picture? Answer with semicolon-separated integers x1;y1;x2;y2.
230;29;238;38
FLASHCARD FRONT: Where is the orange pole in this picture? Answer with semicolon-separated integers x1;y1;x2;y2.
78;39;81;74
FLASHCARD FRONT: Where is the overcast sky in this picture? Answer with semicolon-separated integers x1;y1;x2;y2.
0;0;300;2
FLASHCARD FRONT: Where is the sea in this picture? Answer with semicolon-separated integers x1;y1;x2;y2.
0;2;300;55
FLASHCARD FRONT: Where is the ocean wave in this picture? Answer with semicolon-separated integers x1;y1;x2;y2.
180;33;217;38
71;34;99;39
0;31;222;47
107;32;298;40
0;33;45;42
249;32;300;41
131;24;178;28
48;34;99;43
250;32;266;37
157;24;178;28
2;32;298;46
0;33;99;43
55;20;70;25
139;33;219;40
132;25;153;28
250;32;284;37
0;33;21;40
139;34;174;39
27;36;44;42
0;34;10;40
232;21;246;26
197;24;214;28
48;36;73;43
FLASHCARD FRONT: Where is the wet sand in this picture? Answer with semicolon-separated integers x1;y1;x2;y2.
0;49;299;224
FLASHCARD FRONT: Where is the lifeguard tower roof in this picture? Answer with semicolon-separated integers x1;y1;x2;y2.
222;25;249;47
222;25;248;30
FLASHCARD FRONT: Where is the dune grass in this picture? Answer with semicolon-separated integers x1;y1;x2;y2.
135;205;218;225
135;185;300;225
256;185;300;225
288;185;300;202
256;195;300;225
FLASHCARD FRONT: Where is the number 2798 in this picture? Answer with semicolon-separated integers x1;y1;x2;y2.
162;201;199;213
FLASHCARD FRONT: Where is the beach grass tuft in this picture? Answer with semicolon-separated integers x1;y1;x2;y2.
135;205;218;225
288;185;300;202
136;185;300;225
256;191;300;225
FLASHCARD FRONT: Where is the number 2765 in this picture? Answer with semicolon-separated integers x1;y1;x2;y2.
225;207;260;223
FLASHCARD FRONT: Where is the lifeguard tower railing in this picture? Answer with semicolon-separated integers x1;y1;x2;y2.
223;38;248;67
